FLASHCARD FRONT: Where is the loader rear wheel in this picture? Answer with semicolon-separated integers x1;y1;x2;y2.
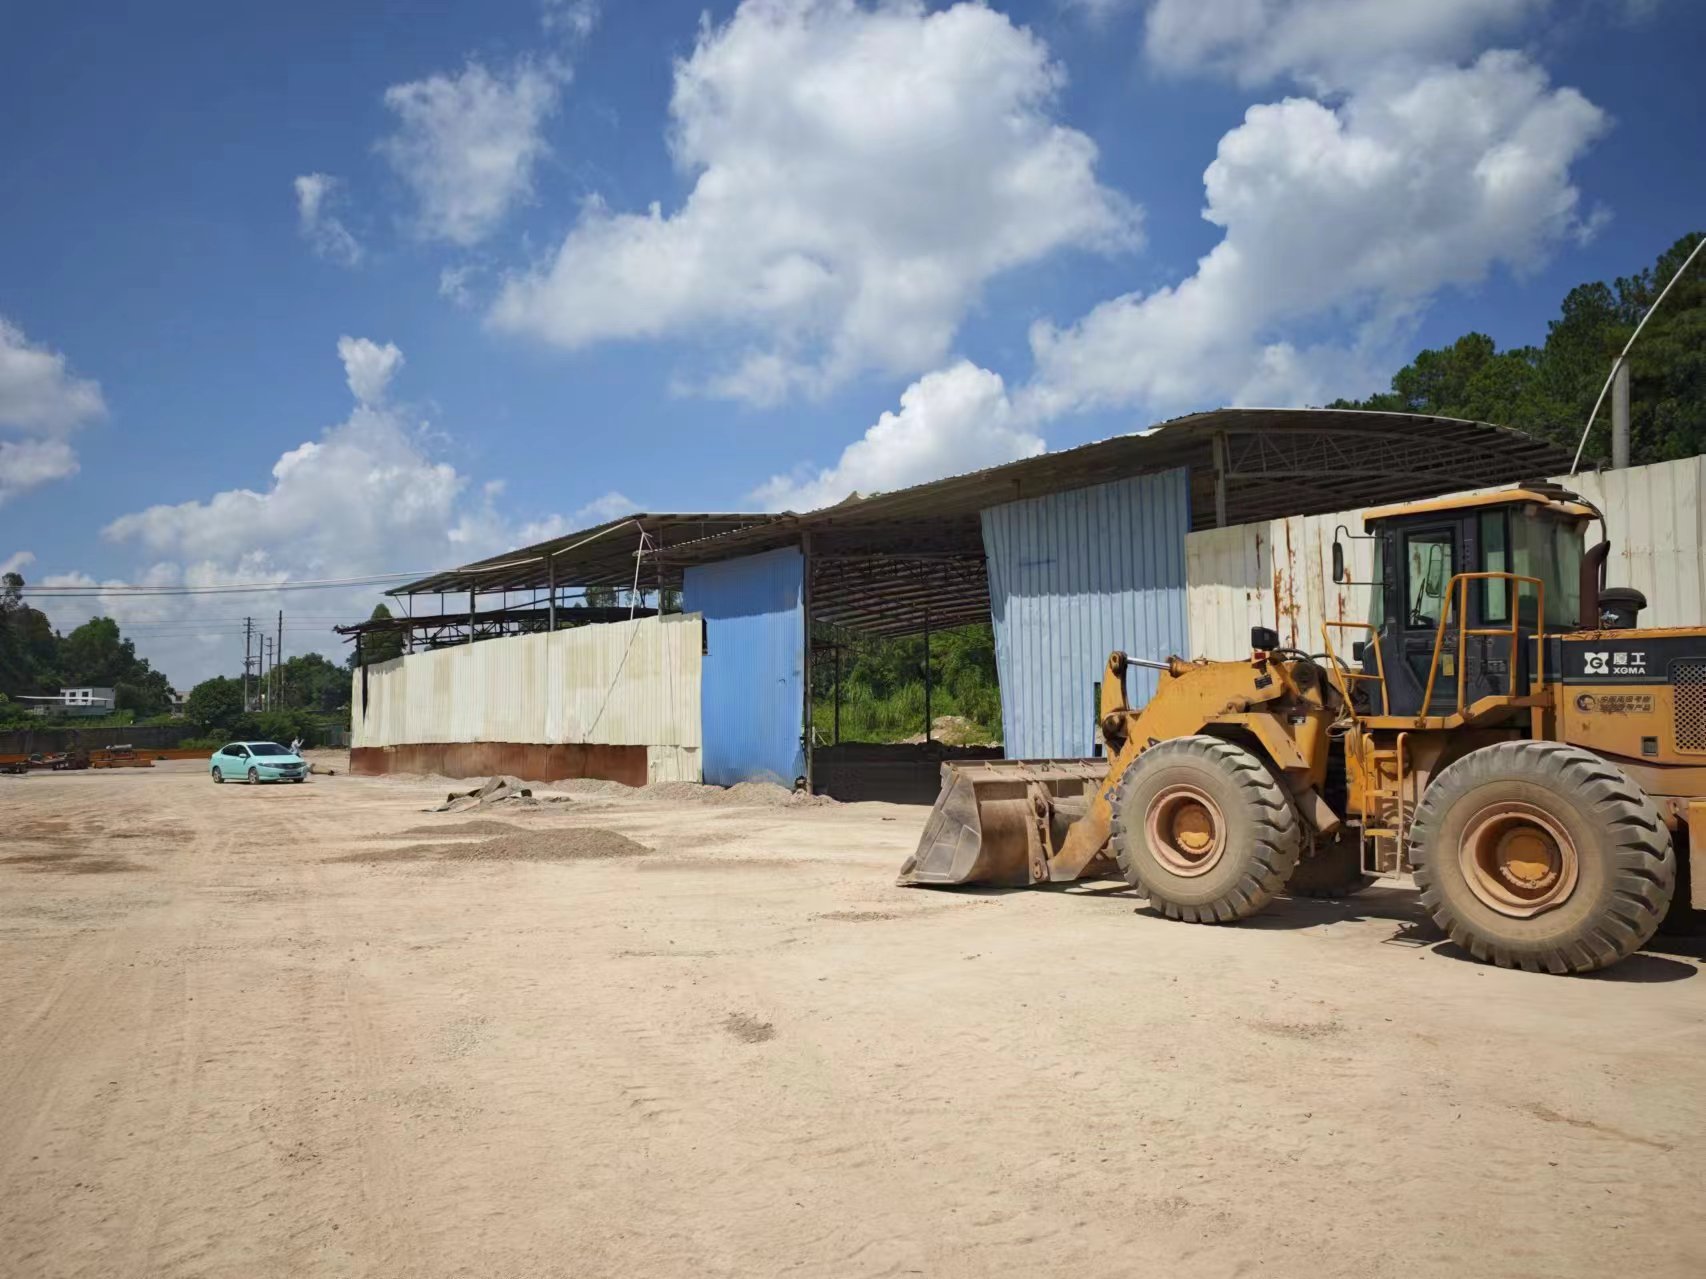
1410;742;1674;974
1111;736;1301;922
1287;835;1375;899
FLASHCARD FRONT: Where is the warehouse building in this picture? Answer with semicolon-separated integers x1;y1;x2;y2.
346;407;1664;796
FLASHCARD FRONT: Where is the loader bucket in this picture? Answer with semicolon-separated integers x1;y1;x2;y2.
897;759;1108;887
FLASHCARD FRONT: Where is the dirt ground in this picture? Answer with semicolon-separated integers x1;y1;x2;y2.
3;759;1704;1279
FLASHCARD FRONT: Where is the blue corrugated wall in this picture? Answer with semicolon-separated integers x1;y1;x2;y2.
981;468;1190;758
683;545;806;787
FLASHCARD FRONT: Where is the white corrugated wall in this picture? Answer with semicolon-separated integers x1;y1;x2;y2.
351;614;702;752
1186;456;1706;659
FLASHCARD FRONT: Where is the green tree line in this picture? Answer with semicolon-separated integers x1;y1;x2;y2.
1332;231;1706;465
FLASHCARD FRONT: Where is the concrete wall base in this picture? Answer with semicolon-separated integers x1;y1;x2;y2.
352;742;649;787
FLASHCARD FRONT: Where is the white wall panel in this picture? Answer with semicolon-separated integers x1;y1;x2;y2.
351;614;702;751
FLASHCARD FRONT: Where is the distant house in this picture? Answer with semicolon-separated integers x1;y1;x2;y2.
19;687;118;718
169;689;188;717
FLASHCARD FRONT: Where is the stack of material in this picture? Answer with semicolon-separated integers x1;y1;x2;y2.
430;775;561;813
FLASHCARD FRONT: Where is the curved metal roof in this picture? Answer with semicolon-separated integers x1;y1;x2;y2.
390;409;1574;636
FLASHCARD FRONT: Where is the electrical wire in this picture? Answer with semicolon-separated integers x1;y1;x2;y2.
1569;234;1706;474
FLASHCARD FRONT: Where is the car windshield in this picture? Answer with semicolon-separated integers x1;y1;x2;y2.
248;743;293;757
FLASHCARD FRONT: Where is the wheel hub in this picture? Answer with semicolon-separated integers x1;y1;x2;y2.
1146;784;1226;877
1460;801;1578;918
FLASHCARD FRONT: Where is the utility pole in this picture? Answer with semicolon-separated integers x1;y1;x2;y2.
1611;357;1631;470
243;617;254;711
275;610;284;708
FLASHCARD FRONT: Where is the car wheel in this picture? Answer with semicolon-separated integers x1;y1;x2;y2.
291;777;305;784
212;767;223;784
248;767;260;785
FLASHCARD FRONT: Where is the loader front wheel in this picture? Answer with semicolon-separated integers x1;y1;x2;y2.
1410;742;1674;974
1111;736;1301;923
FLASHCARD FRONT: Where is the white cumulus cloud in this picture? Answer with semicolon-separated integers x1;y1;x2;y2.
0;316;106;505
753;361;1043;512
1024;52;1608;418
0;438;80;506
293;173;364;265
336;336;405;405
572;491;641;526
0;316;106;436
490;0;1138;403
379;60;562;247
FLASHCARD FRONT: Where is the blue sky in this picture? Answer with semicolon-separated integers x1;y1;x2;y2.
1;0;1700;684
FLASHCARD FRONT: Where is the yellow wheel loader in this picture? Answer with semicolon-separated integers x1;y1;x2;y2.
900;483;1704;975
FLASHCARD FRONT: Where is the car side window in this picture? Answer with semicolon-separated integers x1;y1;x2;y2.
220;743;237;756
232;745;249;758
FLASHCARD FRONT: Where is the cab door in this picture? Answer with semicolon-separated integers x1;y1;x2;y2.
1376;523;1459;717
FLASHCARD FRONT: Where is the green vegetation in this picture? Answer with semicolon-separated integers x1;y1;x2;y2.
812;623;1002;745
1333;232;1706;465
0;573;176;722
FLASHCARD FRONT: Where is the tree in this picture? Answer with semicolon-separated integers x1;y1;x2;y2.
186;676;248;738
56;616;174;715
0;573;61;699
277;652;350;712
1332;231;1706;467
351;604;404;667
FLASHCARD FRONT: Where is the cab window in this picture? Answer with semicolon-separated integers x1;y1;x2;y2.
1510;512;1583;628
1481;512;1509;623
1403;529;1454;628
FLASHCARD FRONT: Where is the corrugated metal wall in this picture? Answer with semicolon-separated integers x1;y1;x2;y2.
350;614;703;771
1185;456;1706;658
683;545;805;787
982;468;1190;758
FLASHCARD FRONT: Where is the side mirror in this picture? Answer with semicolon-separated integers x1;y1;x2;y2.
1331;540;1346;584
1423;550;1446;598
1251;626;1280;652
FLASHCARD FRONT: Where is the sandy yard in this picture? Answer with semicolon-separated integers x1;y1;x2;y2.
2;758;1704;1279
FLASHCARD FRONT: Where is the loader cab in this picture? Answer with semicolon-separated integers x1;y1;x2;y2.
1335;488;1596;718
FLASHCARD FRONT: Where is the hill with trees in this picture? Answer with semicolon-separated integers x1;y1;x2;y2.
1332;232;1705;465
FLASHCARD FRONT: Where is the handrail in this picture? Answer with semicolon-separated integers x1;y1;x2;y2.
1316;570;1545;725
1320;619;1390;717
1418;572;1544;716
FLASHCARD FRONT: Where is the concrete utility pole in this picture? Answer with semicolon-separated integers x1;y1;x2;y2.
1611;357;1631;470
243;617;254;711
275;611;284;707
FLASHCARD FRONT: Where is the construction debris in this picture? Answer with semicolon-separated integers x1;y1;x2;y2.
429;775;561;813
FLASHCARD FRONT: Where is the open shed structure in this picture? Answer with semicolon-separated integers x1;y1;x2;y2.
349;409;1574;795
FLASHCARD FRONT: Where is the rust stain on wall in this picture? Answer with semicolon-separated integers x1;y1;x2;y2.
351;742;648;786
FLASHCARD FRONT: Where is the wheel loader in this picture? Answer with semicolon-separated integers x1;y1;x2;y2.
899;482;1705;974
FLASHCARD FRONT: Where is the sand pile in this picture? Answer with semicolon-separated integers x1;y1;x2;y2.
332;828;652;865
640;780;838;809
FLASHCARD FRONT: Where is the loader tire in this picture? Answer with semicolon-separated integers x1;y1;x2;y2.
1110;736;1300;923
1410;742;1674;975
1287;835;1375;899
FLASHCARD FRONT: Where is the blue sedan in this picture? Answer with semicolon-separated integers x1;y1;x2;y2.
210;741;309;784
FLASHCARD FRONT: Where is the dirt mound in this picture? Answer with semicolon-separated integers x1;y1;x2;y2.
330;828;652;866
392;820;520;837
640;780;838;809
551;778;637;796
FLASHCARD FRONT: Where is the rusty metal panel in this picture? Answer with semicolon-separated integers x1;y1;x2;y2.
351;742;649;785
1186;509;1376;660
349;614;701;771
982;468;1190;758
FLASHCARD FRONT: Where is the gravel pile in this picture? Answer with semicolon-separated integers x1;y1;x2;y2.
332;828;653;865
